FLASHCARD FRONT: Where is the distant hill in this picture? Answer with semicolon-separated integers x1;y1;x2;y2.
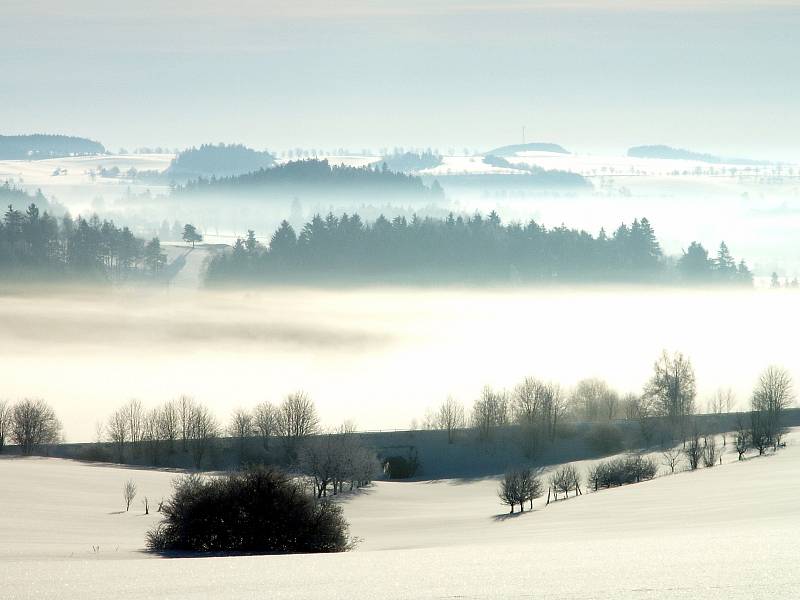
627;145;770;165
167;143;275;178
175;159;443;200
485;142;569;157
0;134;105;160
381;151;442;173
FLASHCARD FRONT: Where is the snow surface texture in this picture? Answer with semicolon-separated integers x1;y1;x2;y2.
2;432;798;599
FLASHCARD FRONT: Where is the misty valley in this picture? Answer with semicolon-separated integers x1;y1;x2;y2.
3;4;800;597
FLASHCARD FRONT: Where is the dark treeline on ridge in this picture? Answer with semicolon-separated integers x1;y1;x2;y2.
381;150;443;173
0;201;166;282
206;212;753;286
167;143;276;178
0;134;105;159
175;159;443;199
627;144;768;166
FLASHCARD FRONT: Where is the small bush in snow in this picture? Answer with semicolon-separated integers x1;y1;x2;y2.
587;454;657;491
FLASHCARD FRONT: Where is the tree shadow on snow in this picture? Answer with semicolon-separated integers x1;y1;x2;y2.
491;510;532;522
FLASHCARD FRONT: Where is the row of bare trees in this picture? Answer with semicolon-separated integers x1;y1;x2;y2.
105;396;218;467
418;378;567;453
0;399;61;455
101;391;321;468
419;353;795;459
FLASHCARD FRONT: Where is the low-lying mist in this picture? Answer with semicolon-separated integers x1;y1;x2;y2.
3;285;799;442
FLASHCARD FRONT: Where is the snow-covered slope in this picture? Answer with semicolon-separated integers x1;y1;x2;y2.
2;431;798;598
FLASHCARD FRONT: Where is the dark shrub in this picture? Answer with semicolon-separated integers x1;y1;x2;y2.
586;423;625;455
587;454;657;490
146;466;350;554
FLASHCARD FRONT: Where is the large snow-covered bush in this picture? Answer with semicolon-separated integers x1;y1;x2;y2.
146;466;350;554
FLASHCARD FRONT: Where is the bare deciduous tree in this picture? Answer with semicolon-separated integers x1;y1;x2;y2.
141;408;161;465
683;427;703;470
228;408;253;463
124;399;145;450
189;404;218;468
734;416;750;460
277;391;319;456
124;479;137;511
499;468;544;513
702;434;720;467
157;400;179;454
644;350;696;442
11;399;62;455
253;401;277;450
0;400;11;453
570;378;620;422
107;406;129;462
471;386;509;442
661;446;683;474
548;463;582;501
435;396;465;444
177;395;197;452
499;470;521;513
708;388;735;445
512;377;549;457
750;366;793;454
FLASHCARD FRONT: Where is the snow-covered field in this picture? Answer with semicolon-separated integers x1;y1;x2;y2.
0;154;174;213
1;432;798;598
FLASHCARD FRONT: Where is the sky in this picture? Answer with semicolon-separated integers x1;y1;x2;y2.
2;0;799;159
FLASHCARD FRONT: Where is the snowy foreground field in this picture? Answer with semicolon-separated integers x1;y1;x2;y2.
2;433;799;599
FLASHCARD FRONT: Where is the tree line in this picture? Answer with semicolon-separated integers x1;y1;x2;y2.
415;352;793;465
0;202;167;280
0;134;105;160
167;143;276;178
96;392;380;495
381;150;443;173
205;211;753;286
175;158;443;200
494;361;793;515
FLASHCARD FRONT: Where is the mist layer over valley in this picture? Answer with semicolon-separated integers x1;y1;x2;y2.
3;284;797;442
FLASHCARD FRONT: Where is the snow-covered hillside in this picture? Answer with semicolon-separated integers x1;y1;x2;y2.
2;431;798;598
0;154;174;212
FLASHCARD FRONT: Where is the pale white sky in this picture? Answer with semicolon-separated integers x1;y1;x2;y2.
2;1;798;159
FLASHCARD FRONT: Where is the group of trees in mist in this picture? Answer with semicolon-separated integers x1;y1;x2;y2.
0;182;50;209
175;158;443;200
493;359;793;515
167;143;275;178
94;392;380;494
678;241;752;284
204;211;753;286
0;134;105;160
0;399;61;455
0;202;167;280
299;423;383;498
415;351;794;471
